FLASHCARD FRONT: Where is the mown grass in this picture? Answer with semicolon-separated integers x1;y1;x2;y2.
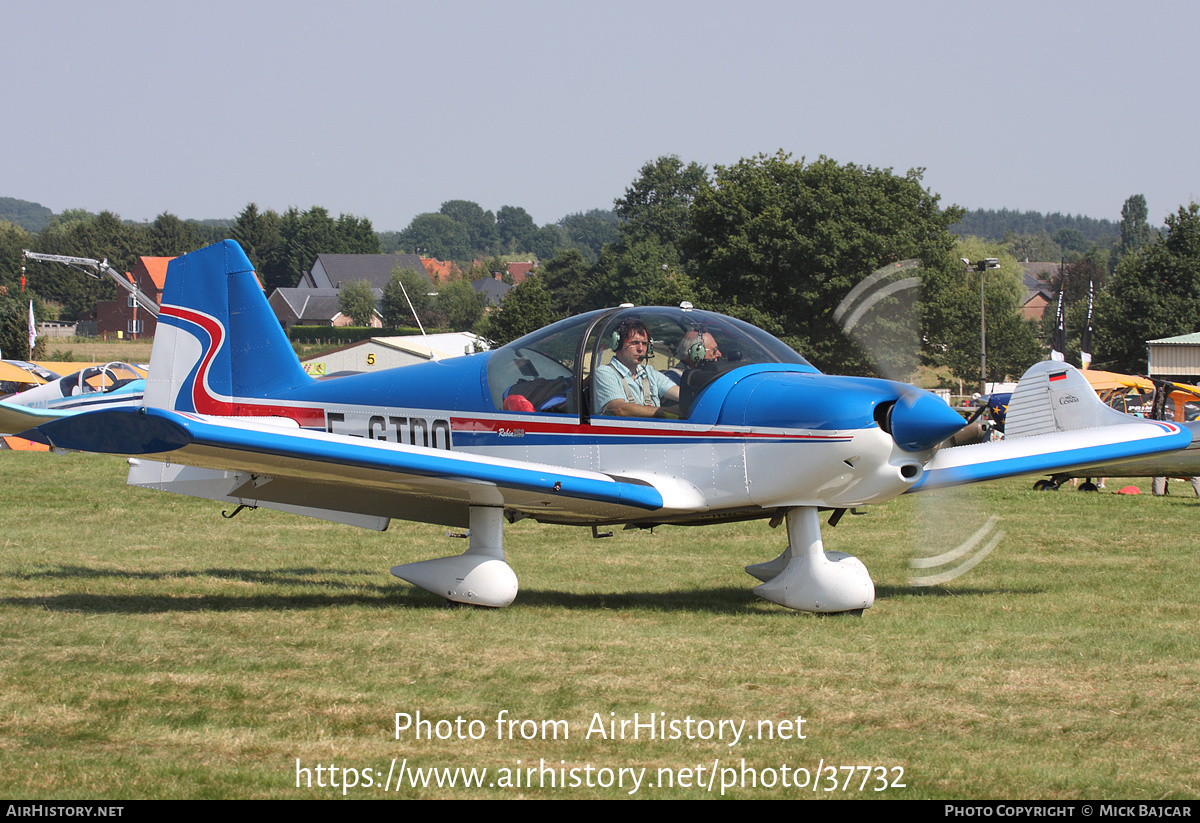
1;453;1197;799
41;340;156;364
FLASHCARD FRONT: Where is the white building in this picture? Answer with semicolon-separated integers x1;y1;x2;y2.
300;333;488;377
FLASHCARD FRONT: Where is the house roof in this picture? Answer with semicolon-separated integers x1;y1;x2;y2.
305;254;430;291
272;288;352;324
374;332;488;358
1022;272;1056;303
135;257;174;290
1018;261;1059;279
421;257;455;283
472;277;512;306
302;333;488;364
506;261;537;284
1148;332;1200;345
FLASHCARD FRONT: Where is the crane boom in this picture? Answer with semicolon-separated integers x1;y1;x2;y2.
21;250;160;317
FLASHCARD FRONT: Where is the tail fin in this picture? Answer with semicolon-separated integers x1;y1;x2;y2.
145;240;312;413
1004;361;1132;437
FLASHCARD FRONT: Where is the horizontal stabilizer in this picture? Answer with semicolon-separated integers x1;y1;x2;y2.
0;399;67;436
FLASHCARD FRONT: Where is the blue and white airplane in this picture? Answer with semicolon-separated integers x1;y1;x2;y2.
26;241;1191;613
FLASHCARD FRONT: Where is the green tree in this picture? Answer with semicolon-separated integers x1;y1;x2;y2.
284;206;339;278
478;275;554;346
529;224;569;262
593;237;692;308
0;220;34;292
232;203;285;286
614;155;707;250
923;240;1042;386
382;267;435;327
1119;193;1153;257
0;197;54;233
1095;203;1200;372
0;293;47;360
540;248;599;316
686;151;963;374
435;279;486;330
147;212;200;257
336;213;381;255
396;213;471;260
338;280;378;326
439;200;498;257
257;206;378;290
558;209;620;263
1049;250;1107;307
28;210;142;319
496;206;537;254
1053;227;1088;256
1004;231;1061;262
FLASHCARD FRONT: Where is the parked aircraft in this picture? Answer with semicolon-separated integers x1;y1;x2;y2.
0;362;146;435
25;242;1190;613
1005;365;1200;491
0;360;55;395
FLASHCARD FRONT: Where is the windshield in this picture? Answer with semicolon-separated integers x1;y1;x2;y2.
486;307;812;418
57;362;144;397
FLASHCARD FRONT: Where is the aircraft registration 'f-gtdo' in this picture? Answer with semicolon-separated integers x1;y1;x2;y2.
27;242;1191;613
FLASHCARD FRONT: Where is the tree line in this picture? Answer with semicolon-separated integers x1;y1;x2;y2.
482;159;1191;384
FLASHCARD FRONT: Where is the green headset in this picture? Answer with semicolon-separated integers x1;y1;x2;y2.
677;329;708;364
608;318;647;352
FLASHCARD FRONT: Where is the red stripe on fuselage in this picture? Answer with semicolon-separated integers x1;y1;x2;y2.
161;305;232;415
449;416;852;441
163;305;326;427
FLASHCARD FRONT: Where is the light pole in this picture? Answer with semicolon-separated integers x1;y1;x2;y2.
965;257;999;395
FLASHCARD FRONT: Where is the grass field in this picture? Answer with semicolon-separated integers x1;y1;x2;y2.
39;338;334;366
40;339;156;364
1;452;1197;799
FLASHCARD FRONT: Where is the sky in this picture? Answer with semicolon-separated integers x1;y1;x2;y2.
4;0;1198;231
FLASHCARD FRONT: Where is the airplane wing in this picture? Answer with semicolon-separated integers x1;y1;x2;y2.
914;419;1189;491
914;361;1193;491
26;407;708;528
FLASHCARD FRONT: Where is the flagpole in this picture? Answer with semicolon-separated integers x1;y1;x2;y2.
28;300;37;359
1080;278;1094;369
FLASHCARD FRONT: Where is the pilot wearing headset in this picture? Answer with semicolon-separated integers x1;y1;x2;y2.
593;318;680;417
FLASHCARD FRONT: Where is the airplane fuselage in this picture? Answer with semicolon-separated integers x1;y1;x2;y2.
237;350;943;522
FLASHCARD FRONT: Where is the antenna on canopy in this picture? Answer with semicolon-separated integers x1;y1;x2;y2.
395;276;434;361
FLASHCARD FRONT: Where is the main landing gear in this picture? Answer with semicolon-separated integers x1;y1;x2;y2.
745;506;875;614
392;504;877;614
390;506;518;608
1033;476;1100;492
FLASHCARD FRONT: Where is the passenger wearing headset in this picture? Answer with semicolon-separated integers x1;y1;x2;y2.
665;330;723;386
593;318;680;417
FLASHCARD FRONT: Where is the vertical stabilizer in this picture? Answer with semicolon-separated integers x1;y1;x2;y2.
1004;361;1133;437
145;240;311;412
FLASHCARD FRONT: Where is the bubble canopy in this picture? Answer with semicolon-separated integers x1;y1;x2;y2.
485;306;814;419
